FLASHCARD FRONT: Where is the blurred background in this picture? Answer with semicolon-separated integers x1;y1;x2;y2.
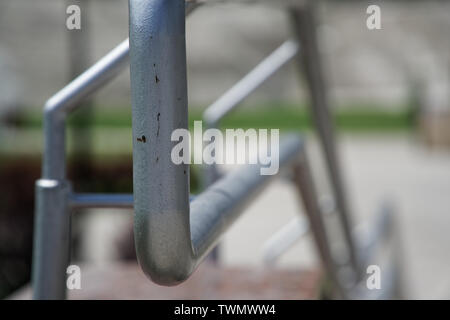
1;0;450;299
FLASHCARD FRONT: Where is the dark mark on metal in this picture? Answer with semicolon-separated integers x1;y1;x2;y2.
157;112;161;137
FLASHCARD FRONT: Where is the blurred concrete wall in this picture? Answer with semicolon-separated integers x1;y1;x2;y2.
0;0;449;111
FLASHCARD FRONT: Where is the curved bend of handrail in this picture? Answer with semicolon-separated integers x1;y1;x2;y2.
42;39;129;179
130;0;304;286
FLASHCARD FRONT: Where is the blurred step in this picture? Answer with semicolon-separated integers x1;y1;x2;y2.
10;262;320;300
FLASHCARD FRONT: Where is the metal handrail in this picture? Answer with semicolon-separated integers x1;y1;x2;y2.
129;0;308;285
203;40;299;128
290;7;359;275
31;0;398;300
41;1;200;181
32;1;201;299
201;40;299;196
42;39;129;180
70;193;134;209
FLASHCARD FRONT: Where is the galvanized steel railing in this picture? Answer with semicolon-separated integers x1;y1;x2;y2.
32;0;399;300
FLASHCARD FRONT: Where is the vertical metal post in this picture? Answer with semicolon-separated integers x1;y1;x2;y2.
292;154;346;299
32;179;71;299
290;2;359;275
32;88;71;300
129;0;194;283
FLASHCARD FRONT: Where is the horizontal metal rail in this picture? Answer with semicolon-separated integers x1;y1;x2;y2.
203;40;299;127
69;193;197;209
70;193;134;209
262;216;309;264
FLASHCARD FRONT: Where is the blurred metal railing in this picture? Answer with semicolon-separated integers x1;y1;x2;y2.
32;0;400;300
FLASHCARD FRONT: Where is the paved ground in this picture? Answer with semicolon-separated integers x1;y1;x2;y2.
10;262;319;300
